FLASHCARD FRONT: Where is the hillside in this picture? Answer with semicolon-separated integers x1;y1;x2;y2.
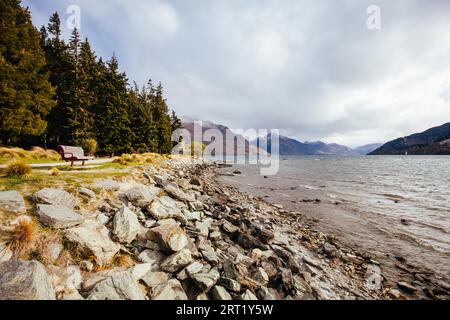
353;143;383;155
181;118;263;156
253;134;359;156
370;122;450;155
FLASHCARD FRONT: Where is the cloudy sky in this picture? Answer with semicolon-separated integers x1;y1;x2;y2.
24;0;450;147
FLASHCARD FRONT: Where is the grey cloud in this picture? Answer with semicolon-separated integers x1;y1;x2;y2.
24;0;450;147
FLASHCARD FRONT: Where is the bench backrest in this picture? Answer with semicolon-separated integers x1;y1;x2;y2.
58;145;85;159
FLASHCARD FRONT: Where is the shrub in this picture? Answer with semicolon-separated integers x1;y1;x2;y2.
4;161;32;177
30;147;60;161
81;139;98;156
0;147;27;159
51;167;60;176
113;254;134;268
6;219;39;259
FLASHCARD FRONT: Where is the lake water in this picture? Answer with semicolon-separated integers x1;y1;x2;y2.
217;155;450;281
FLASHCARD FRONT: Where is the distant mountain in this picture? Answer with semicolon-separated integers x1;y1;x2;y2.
180;117;263;156
369;122;450;155
253;134;359;156
353;143;383;155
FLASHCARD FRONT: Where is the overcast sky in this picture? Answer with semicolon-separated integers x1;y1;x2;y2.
23;0;450;147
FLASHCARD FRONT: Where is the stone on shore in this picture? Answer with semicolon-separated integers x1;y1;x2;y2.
112;206;140;244
125;186;160;208
160;249;193;273
64;220;120;266
33;188;77;209
87;271;146;300
164;184;195;202
148;196;187;224
0;190;26;213
35;204;84;229
77;187;96;200
151;279;188;300
240;289;258;300
191;269;220;292
211;286;232;300
220;277;241;293
148;224;189;253
142;271;169;288
0;260;55;300
92;179;121;191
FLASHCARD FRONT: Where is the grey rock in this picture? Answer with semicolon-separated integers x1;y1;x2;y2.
240;289;258;300
164;184;195;202
125;186;160;208
138;249;165;269
323;242;338;256
0;260;55;300
64;220;120;266
199;244;219;265
148;196;187;224
0;190;26;213
87;271;146;300
191;269;220;292
142;271;169;288
148;224;189;253
151;279;188;300
220;277;241;293
92;179;121;191
211;286;232;300
195;221;210;237
258;286;277;300
222;221;239;234
397;281;417;293
112;206;140;244
130;263;154;280
96;213;110;225
77;187;96;199
33;188;77;209
0;242;13;263
160;249;193;273
35;204;84;229
253;267;269;286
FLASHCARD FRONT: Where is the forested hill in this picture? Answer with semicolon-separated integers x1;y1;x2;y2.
0;0;182;155
369;122;450;155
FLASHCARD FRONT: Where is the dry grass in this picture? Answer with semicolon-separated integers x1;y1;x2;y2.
113;254;135;268
30;147;60;161
51;167;60;176
4;161;32;177
3;219;39;259
0;147;60;164
113;152;169;166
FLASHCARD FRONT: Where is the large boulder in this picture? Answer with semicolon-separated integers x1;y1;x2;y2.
141;271;169;288
33;188;77;209
91;179;121;191
0;260;55;300
64;220;120;266
164;184;195;203
148;224;189;253
35;204;84;229
87;271;146;300
151;279;188;300
191;269;221;292
0;191;26;213
125;186;160;208
112;207;140;244
160;249;193;273
148;196;187;225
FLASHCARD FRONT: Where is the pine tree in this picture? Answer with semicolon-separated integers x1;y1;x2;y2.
151;83;173;154
94;55;132;155
0;0;55;145
42;12;74;146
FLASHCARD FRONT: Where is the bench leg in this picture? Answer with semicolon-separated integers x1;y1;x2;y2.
71;160;74;167
82;160;85;166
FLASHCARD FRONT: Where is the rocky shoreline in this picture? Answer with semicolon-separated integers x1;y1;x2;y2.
0;158;448;300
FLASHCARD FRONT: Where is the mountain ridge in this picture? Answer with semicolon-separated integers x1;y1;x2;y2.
369;122;450;155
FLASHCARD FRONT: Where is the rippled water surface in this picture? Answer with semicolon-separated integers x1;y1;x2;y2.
269;156;450;252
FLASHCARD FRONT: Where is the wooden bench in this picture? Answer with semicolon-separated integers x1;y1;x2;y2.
57;145;94;167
